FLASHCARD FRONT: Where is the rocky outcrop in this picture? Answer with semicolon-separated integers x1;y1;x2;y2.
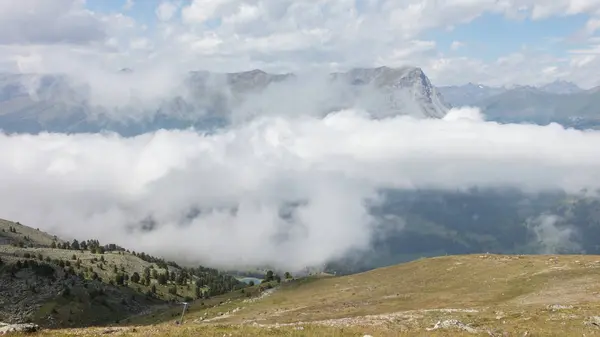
0;322;40;335
331;66;449;118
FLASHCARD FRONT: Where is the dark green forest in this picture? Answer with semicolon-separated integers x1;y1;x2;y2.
327;188;599;274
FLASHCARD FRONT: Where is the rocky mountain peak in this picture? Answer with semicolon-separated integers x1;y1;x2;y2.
330;66;449;118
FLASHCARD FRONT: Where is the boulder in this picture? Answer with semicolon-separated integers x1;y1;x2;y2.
0;322;40;335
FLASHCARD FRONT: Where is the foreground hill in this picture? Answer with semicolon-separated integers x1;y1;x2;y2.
0;219;246;328
29;254;600;336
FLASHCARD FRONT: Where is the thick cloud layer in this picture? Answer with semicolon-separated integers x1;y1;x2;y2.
1;107;600;270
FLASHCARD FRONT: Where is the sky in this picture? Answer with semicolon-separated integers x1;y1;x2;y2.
3;0;600;88
2;0;600;270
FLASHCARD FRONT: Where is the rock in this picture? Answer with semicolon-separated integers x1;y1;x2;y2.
0;323;40;335
426;319;478;333
101;328;120;334
585;316;600;328
547;304;573;311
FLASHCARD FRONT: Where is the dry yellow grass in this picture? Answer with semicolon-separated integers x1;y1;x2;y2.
211;254;600;323
24;254;600;336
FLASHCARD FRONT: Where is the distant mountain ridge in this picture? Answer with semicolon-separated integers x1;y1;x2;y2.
539;80;583;95
0;66;449;136
3;65;596;134
436;82;506;107
438;79;584;107
437;80;600;129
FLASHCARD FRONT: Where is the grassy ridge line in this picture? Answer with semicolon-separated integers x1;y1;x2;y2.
0;219;62;247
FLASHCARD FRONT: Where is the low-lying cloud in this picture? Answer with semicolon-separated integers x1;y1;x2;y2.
1;107;600;270
527;214;582;254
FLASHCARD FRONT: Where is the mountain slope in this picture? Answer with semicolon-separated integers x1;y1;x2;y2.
320;188;600;275
330;66;449;118
0;219;61;247
0;218;246;328
33;254;600;336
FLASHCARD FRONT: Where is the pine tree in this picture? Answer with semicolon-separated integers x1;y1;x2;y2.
131;272;141;283
115;274;124;286
265;270;274;282
157;273;167;285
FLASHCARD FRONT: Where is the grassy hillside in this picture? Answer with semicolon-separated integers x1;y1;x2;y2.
0;218;248;328
6;216;600;336
0;219;63;247
27;254;600;336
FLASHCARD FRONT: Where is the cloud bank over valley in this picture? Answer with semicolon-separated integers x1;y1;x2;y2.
1;105;600;270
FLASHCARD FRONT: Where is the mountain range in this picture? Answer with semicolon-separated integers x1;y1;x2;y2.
438;80;585;106
438;80;600;129
2;65;598;135
0;66;449;136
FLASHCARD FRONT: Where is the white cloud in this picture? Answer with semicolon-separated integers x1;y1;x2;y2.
442;106;485;121
1;107;600;270
4;0;600;88
181;0;232;24
129;37;153;50
527;214;582;253
123;0;135;11
376;40;437;67
0;0;109;45
156;1;178;22
450;40;464;51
